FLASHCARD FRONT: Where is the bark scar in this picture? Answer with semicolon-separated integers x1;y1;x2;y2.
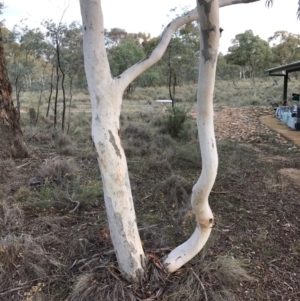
198;0;218;66
108;130;121;158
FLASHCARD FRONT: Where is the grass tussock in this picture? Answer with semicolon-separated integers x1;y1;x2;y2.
153;175;193;208
68;272;136;301
174;144;202;169
38;158;78;184
0;159;16;183
143;155;172;174
123;122;151;141
0;234;62;294
0;200;24;228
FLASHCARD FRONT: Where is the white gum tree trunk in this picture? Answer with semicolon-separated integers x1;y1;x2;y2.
79;1;145;283
79;0;263;282
163;0;219;272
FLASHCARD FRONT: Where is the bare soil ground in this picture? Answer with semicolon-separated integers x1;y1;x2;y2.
1;105;300;300
260;114;300;147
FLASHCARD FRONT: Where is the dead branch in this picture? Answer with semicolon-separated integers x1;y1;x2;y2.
68;197;80;213
191;268;208;301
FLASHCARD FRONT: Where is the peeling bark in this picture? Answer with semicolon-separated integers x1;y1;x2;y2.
0;27;31;159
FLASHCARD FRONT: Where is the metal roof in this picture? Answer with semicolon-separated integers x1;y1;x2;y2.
266;61;300;75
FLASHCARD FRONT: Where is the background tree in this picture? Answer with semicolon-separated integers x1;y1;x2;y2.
60;21;86;131
154;16;200;105
6;25;45;118
43;19;67;129
226;30;272;80
0;3;30;158
217;53;240;84
108;37;144;96
269;31;300;66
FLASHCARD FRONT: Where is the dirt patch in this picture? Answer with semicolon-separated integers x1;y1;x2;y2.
278;168;300;187
242;144;288;162
260;115;300;147
190;106;275;143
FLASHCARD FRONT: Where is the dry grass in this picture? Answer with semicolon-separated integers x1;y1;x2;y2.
0;159;16;183
38;158;78;184
143;155;172;173
0;234;62;295
153;175;193;208
4;80;299;300
0;200;24;229
68;252;254;301
174;144;202;169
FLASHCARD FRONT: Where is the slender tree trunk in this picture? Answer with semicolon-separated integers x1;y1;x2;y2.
14;77;21;120
54;63;59;129
56;38;66;131
46;66;54;117
61;72;66;131
67;76;74;133
34;86;43;126
0;28;31;158
167;50;175;107
163;0;219;272
67;75;79;133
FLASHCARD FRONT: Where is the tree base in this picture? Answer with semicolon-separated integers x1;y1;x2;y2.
0;118;31;159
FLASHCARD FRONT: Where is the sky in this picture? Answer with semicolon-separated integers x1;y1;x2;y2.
3;0;300;54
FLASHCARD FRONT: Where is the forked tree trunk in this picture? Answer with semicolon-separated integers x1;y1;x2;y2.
80;0;262;282
0;28;30;159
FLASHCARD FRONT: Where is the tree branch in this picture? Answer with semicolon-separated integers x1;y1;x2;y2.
117;0;262;92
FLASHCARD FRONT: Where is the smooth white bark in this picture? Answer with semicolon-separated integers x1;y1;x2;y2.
164;0;219;273
79;0;145;282
79;0;264;281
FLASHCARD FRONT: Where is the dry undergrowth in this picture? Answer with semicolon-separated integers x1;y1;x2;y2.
2;94;300;300
68;249;254;301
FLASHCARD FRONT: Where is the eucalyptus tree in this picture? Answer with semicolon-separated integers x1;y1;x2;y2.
60;22;85;131
226;30;272;80
217;53;240;86
108;37;144;96
269;31;300;65
0;4;30;158
79;0;261;282
6;25;45;118
104;28;128;48
43;19;68;129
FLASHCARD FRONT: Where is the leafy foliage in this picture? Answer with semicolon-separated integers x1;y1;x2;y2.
225;30;273;80
163;105;190;138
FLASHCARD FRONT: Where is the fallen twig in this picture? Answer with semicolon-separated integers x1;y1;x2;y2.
16;162;31;169
68;197;80;213
138;194;152;203
138;224;158;231
0;286;30;296
191;268;208;301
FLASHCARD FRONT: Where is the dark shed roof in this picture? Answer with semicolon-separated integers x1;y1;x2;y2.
266;61;300;75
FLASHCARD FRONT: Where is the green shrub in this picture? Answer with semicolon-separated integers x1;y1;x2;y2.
163;105;190;138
